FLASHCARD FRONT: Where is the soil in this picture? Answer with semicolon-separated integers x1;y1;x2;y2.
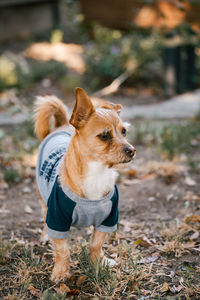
0;146;199;242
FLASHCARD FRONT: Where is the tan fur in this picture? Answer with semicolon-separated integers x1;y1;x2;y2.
51;238;70;282
90;229;107;263
34;95;68;141
34;88;135;282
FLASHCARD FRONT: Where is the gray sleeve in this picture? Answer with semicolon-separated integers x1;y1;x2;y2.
95;224;117;233
46;225;69;239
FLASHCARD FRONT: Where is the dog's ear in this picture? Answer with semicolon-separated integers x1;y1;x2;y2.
70;88;95;129
101;102;122;115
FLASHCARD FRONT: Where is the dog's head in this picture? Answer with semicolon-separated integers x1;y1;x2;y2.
70;88;136;168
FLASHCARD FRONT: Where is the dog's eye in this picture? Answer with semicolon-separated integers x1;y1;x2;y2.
97;131;112;141
122;128;126;136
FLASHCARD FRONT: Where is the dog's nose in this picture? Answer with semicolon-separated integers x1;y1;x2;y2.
124;145;136;158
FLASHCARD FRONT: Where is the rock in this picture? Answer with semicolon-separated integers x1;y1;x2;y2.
22;186;32;194
24;205;33;214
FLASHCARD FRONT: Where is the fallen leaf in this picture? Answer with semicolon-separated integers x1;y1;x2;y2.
185;215;200;223
170;285;183;293
185;177;196;186
66;289;80;296
138;252;159;264
148;196;155;202
161;282;170;293
28;285;40;298
0;180;8;190
190;231;199;240
22;186;32;194
166;194;174;201
76;275;87;287
184;191;200;201
69;275;77;282
24;205;33;214
54;283;71;294
169;271;175;278
104;257;117;267
119;219;133;232
134;239;151;248
140;173;157;180
129;280;138;292
127;169;137;177
59;283;71;293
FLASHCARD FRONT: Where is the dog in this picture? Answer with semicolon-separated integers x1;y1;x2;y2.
34;88;136;282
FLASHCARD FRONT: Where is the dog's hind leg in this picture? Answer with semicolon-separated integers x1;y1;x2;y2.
90;229;107;263
51;238;71;282
40;205;48;244
37;190;49;244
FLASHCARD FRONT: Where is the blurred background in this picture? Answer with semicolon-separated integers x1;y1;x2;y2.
0;1;200;299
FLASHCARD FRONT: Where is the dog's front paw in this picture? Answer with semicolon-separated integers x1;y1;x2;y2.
51;264;71;283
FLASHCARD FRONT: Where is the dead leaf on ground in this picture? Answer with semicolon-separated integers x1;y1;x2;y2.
119;219;133;232
184;191;200;201
160;282;170;293
138;252;159;264
76;275;87;286
170;285;183;293
129;280;139;292
140;173;157;181
28;285;40;298
185;177;196;186
54;283;71;294
0;180;8;190
24;205;33;214
54;282;80;296
127;169;137;177
184;215;200;223
22;186;32;194
134;239;152;248
190;231;199;240
66;289;80;297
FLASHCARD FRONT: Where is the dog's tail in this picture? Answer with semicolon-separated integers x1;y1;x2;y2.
34;96;68;141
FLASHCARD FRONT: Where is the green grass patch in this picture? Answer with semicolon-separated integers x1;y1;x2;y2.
131;119;200;160
0;55;67;91
3;168;22;184
160;121;200;159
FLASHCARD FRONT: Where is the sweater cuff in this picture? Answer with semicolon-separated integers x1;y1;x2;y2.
95;224;117;233
46;225;69;239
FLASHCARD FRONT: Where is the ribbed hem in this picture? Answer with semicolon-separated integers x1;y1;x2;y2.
46;225;68;239
95;224;117;233
60;179;114;206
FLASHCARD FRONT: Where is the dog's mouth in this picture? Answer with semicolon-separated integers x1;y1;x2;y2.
109;157;136;169
121;157;134;164
121;159;132;164
122;151;136;164
107;152;136;168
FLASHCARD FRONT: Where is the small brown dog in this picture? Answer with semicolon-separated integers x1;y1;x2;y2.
34;88;135;282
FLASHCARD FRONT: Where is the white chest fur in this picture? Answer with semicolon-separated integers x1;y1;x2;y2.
82;161;117;200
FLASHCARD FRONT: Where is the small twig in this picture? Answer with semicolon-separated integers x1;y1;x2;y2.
92;70;133;98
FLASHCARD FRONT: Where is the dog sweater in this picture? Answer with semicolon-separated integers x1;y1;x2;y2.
36;130;119;239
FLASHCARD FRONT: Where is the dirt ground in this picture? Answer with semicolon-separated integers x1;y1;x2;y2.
0;69;200;299
0;120;200;299
0;146;199;240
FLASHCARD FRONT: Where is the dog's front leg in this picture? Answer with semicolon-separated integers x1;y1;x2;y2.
90;229;107;263
51;238;70;282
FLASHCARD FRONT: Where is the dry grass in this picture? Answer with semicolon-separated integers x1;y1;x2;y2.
0;218;200;300
156;222;197;257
